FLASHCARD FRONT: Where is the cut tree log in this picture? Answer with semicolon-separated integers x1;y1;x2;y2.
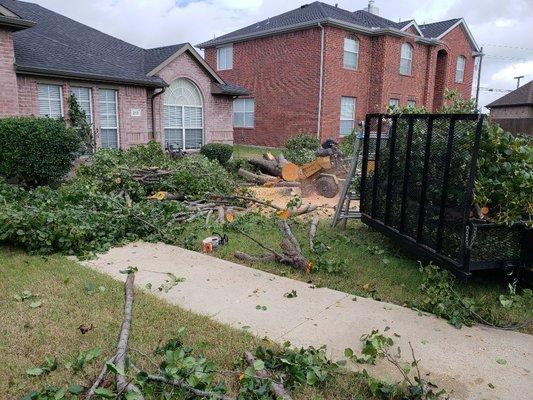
309;217;319;251
276;153;289;167
281;163;300;182
315;174;339;198
248;157;282;177
238;168;277;185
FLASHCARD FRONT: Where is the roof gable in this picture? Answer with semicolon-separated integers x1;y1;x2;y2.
487;81;533;108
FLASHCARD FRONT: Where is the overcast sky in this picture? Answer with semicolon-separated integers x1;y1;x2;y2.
28;0;533;110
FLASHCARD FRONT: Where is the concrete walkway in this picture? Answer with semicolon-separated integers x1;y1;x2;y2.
80;242;532;400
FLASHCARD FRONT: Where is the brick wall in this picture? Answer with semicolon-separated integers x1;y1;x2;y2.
205;28;322;147
0;28;19;116
205;23;476;145
155;50;234;146
439;24;476;105
320;27;373;140
10;50;233;149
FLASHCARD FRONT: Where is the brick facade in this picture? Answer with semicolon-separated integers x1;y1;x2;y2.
0;27;19;116
1;49;234;149
205;28;322;147
205;24;476;146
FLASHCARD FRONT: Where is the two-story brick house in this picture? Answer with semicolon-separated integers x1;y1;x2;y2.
0;0;247;150
198;1;480;147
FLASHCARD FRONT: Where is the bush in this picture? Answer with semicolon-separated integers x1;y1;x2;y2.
75;141;235;200
339;131;357;157
0;117;81;186
284;132;320;165
200;143;233;165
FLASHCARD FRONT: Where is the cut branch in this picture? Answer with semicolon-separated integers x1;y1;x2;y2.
243;352;292;400
309;217;319;251
145;374;234;400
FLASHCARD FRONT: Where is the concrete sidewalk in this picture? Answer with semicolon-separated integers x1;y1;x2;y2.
80;242;532;400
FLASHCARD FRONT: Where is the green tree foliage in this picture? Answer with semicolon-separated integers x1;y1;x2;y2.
0;117;81;187
200;143;233;165
68;94;95;154
284;132;320;165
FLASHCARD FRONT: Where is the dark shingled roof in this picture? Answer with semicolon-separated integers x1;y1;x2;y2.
486;81;533;108
199;1;413;47
198;1;467;48
0;0;251;93
418;18;461;38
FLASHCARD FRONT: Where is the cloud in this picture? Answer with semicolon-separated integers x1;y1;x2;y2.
491;61;533;84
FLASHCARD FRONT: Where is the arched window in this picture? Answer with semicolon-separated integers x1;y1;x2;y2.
400;43;413;75
163;78;203;150
455;56;466;83
343;36;359;70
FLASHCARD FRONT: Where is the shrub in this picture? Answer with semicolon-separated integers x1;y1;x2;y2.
0;117;81;187
200;143;233;165
284;132;320;165
75;142;235;200
339;131;357;157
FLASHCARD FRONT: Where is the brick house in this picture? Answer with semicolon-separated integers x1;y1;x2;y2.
487;80;532;136
0;0;247;150
198;1;481;146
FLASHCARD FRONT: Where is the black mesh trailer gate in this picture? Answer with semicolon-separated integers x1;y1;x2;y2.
359;113;531;279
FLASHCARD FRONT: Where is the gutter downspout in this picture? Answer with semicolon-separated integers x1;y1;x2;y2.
150;87;166;141
317;22;325;140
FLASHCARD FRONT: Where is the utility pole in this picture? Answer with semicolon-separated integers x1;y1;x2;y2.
514;75;524;88
474;46;484;110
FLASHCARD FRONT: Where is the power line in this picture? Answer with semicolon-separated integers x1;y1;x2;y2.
483;43;533;52
484;55;531;62
478;86;513;93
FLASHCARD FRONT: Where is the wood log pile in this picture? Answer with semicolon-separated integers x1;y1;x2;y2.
237;152;343;199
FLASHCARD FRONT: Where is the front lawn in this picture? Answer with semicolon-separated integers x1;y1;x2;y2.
0;248;371;400
232;144;283;159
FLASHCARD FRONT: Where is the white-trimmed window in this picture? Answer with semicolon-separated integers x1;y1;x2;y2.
233;98;255;128
400;43;413;75
99;89;119;149
70;86;93;125
38;84;63;118
340;96;356;136
407;99;416;108
455;55;466;83
164;78;204;150
343;37;359;70
217;45;233;70
389;98;400;109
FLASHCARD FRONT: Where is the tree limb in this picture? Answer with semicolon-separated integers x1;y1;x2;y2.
145;374;235;400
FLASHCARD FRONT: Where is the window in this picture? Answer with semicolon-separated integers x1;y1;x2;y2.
99;89;119;149
343;37;359;70
407;99;416;108
217;45;233;70
38;84;63;118
389;98;400;109
70;86;93;125
455;56;466;83
233;98;255;128
400;43;413;75
340;97;356;136
164;78;203;150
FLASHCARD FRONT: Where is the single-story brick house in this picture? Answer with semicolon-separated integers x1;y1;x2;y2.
487;80;532;136
198;1;481;146
0;0;248;150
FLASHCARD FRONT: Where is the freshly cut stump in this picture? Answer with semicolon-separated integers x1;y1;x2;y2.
315;175;339;198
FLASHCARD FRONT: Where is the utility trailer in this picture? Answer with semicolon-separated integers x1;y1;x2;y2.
358;113;531;280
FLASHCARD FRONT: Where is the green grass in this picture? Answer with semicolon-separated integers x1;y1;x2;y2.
180;215;532;333
232;144;283;160
0;247;376;399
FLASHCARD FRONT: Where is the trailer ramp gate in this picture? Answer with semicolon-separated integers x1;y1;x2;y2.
359;113;530;279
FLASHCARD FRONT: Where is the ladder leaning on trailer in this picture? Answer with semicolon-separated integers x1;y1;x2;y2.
331;132;364;228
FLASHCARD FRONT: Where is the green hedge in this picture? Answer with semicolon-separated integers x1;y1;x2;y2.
0;117;81;186
200;143;233;165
